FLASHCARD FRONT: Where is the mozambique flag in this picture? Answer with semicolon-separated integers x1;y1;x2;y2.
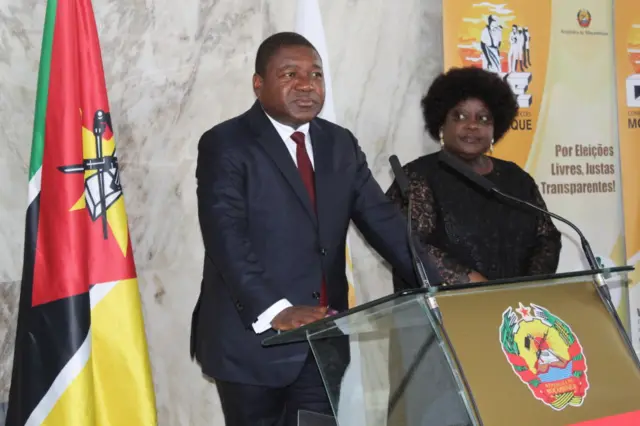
6;0;157;424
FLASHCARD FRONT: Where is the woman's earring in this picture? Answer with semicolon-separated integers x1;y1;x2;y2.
439;130;444;148
489;138;495;154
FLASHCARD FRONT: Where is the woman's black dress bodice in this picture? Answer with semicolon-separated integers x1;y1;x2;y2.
386;152;561;286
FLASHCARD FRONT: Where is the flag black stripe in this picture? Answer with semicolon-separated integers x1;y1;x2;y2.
6;195;91;425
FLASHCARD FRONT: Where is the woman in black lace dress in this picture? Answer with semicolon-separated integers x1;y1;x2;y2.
386;67;561;288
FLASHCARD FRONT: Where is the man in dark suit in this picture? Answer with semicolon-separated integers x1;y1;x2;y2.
191;31;441;426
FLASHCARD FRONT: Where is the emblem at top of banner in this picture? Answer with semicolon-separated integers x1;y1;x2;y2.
577;9;592;28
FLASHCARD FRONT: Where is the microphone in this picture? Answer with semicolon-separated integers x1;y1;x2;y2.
389;155;412;195
438;150;639;364
389;155;442;323
387;155;483;420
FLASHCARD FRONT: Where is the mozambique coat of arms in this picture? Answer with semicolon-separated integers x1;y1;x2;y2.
499;303;589;410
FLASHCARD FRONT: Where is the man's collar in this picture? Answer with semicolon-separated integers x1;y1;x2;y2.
262;108;310;140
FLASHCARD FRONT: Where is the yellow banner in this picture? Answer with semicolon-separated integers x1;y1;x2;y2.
443;1;551;166
443;1;629;325
615;0;640;354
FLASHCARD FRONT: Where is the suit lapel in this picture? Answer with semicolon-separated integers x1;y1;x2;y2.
247;101;318;226
310;119;334;237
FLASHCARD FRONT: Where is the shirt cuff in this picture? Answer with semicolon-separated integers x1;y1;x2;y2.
252;299;293;334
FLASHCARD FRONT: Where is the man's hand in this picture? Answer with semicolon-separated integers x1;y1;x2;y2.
271;306;328;331
468;270;488;283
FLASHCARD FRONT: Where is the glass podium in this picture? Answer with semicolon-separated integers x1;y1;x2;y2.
264;267;640;426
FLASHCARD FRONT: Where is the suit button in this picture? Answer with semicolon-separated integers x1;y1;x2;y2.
320;248;327;255
312;291;321;300
235;301;243;311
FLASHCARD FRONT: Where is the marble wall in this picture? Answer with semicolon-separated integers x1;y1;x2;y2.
0;0;443;424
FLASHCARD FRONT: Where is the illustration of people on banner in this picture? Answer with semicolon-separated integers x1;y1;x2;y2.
477;14;532;109
481;15;531;74
443;1;551;167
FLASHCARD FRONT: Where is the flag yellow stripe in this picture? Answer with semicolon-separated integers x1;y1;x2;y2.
90;278;157;425
42;358;95;426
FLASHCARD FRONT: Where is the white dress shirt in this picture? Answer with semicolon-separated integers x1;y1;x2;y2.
251;113;315;334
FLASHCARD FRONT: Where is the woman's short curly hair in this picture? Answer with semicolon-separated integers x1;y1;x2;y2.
420;67;518;143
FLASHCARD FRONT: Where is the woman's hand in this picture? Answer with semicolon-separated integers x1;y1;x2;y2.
468;270;488;283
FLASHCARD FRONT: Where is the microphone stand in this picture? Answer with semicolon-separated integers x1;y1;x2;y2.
406;195;443;323
387;157;482;425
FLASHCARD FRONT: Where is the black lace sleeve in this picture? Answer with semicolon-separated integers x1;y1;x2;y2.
525;182;562;275
386;171;472;286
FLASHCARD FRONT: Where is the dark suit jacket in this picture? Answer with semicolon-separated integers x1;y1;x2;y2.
191;100;441;387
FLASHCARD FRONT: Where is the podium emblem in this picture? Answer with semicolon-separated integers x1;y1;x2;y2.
499;303;589;410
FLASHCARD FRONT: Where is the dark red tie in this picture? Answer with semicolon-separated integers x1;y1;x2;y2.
290;131;327;306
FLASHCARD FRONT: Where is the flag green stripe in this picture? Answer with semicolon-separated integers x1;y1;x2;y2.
29;0;58;180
